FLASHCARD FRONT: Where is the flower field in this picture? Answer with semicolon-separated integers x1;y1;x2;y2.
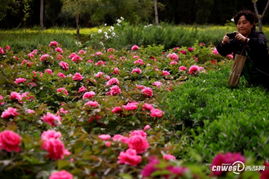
0;41;268;179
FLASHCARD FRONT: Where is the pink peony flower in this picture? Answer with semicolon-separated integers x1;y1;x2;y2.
82;91;96;99
40;54;51;61
49;41;59;47
167;53;179;61
136;84;146;90
41;139;70;160
94;72;104;78
134;59;145;65
14;78;26;84
131;45;139;51
260;162;269;179
188;65;200;75
10;92;22;101
226;54;233;59
45;69;53;75
98;134;111;141
179;66;187;71
105;141;112;147
128;135;149;154
150;108;164;118
188;47;195;52
167;166;188;176
131;68;142;74
41;112;62;126
78;49;86;55
162;70;170;76
210;152;245;176
57;72;66;78
59;61;69;71
71;54;82;63
57;54;63;60
107;48;115;52
141;157;159;177
113;134;129;144
106;76;112;81
170;61;178;65
152;81;162;87
118;149;142;166
57;88;68;96
212;48;219;55
78;86;87;93
68;53;77;59
95;51;103;56
49;170;73;179
112;106;122;113
84;101;100;108
129;130;147;138
58;108;68;115
0;130;21;152
0;47;5;54
179;50;187;55
95;60;106;66
113;67;120;74
106;78;119;86
122;102;138;111
26;109;35;114
143;125;151;131
55;47;63;53
142;103;154;111
41;130;62;141
141;87;153;97
106;85;121;96
163;154;176;160
72;73;84;81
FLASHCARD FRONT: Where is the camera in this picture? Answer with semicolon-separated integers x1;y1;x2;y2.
226;32;237;39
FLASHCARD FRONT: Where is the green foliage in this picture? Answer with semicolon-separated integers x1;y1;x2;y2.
162;63;269;163
86;22;235;49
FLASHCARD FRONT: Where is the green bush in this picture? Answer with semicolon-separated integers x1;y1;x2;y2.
86;22;235;50
162;64;269;163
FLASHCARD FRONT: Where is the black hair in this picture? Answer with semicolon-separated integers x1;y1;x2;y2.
234;10;257;31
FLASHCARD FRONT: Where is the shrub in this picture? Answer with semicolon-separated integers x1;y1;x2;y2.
162;64;269;163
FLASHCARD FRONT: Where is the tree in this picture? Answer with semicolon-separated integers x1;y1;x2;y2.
40;0;44;28
252;0;269;32
62;0;98;37
0;0;14;22
153;0;159;25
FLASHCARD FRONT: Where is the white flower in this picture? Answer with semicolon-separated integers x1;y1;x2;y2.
98;29;102;33
111;32;116;37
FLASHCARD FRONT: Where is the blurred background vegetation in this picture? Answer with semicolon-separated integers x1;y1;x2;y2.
0;0;268;29
1;0;269;51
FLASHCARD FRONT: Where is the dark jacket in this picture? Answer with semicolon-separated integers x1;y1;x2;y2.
216;31;269;88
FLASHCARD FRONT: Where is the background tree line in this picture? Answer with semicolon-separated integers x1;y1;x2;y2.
0;0;269;29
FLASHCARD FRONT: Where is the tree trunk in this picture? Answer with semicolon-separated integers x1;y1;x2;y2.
76;14;80;38
154;0;159;25
252;0;269;32
40;0;44;29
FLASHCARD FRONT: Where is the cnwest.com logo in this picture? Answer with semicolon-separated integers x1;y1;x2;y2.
211;161;265;175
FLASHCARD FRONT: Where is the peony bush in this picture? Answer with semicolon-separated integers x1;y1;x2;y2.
0;41;266;178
